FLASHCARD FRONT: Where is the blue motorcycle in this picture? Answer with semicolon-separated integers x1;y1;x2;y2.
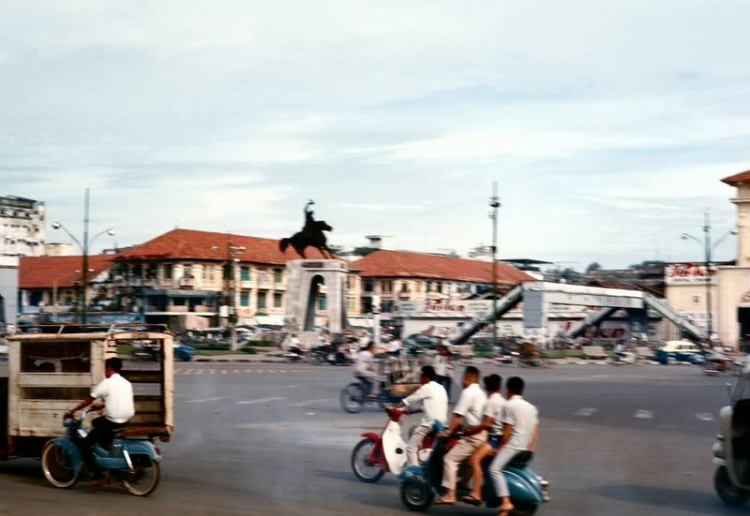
40;410;162;496
399;423;550;514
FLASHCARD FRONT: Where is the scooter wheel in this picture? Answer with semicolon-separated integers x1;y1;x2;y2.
351;438;385;483
401;482;434;512
340;383;365;414
715;466;750;506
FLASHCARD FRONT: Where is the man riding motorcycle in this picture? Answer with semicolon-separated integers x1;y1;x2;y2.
65;357;135;483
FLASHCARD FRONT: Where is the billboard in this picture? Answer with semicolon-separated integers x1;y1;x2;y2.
666;263;718;286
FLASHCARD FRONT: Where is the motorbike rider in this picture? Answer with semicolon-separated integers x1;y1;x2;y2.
489;376;539;516
355;342;378;399
435;366;487;505
65;357;135;482
394;365;448;465
462;374;505;504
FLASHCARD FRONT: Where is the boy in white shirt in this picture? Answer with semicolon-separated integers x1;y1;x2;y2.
395;365;448;465
488;376;539;516
462;374;504;504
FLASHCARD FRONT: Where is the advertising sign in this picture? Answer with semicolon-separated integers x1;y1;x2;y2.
394;299;492;317
666;263;718;285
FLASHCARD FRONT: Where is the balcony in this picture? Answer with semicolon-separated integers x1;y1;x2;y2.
178;277;197;289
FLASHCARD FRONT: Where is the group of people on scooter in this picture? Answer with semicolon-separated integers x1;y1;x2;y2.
394;364;539;516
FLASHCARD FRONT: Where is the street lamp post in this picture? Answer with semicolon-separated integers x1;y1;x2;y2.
214;240;246;351
489;182;501;347
52;189;115;324
681;211;736;341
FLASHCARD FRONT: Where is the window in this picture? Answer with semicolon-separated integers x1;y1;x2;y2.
273;292;283;308
240;291;250;307
318;294;327;310
692;295;701;304
436;282;443;294
274;268;283;283
163;264;173;280
257;292;267;309
240;266;251;281
364;281;373;292
223;264;232;280
426;282;432;293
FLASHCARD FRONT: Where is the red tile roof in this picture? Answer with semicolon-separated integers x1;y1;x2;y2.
722;170;750;185
117;228;329;264
20;255;116;289
352;250;534;284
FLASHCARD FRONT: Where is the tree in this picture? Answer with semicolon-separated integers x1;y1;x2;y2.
585;262;602;273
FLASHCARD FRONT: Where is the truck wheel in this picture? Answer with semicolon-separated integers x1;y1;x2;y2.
715;466;750;506
401;481;434;512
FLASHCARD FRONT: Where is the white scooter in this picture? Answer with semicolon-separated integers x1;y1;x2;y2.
350;407;433;483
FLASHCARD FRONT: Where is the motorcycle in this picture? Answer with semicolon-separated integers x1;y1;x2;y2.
41;409;162;496
351;407;433;483
399;422;550;514
713;364;750;506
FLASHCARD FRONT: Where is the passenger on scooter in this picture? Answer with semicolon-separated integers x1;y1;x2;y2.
489;377;539;516
435;366;487;505
462;374;505;505
355;342;377;399
394;365;448;465
65;357;135;483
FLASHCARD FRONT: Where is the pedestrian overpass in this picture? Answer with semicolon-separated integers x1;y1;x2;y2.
450;281;707;344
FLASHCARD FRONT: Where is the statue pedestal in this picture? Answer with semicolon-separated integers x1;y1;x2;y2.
284;260;348;337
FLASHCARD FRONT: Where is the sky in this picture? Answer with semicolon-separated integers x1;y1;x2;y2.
2;1;750;269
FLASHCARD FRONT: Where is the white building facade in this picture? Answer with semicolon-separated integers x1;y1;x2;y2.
0;196;45;260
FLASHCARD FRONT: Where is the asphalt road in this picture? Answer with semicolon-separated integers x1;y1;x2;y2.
0;360;742;516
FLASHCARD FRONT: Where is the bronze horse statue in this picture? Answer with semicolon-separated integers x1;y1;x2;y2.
279;201;336;258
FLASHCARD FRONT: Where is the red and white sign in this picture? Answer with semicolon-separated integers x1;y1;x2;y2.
666;263;718;285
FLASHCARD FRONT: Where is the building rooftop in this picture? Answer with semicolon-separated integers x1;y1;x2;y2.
722;170;750;185
117;228;329;264
352;249;534;284
19;255;116;288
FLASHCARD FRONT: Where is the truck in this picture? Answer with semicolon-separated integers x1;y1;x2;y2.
0;325;174;461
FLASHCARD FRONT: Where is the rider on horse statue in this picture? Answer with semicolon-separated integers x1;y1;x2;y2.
279;200;336;258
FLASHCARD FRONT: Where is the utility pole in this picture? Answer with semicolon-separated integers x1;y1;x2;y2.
489;182;501;347
704;211;713;339
81;188;90;324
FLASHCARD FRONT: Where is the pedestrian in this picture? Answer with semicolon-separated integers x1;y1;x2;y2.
435;366;487;505
433;344;454;398
394;365;448;465
488;377;540;516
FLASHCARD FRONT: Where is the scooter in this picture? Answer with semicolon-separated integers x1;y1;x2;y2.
41;408;162;496
399;422;550;514
351;407;433;483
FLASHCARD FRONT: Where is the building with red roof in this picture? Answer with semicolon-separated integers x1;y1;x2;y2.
352;249;533;313
18;254;116;313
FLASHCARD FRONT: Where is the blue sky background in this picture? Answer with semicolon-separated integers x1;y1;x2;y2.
2;1;750;268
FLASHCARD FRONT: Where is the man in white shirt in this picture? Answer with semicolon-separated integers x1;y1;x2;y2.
395;365;448;465
435;366;487;505
463;374;504;504
355;342;377;399
489;376;539;516
66;357;135;479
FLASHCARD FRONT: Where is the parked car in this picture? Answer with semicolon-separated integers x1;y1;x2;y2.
173;342;195;362
655;341;705;365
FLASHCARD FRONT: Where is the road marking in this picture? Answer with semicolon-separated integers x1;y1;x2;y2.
233;369;240;374
290;398;330;407
186;396;227;403
634;410;653;419
209;369;216;375
575;408;597;417
237;396;286;405
696;413;715;422
221;369;229;374
194;369;205;375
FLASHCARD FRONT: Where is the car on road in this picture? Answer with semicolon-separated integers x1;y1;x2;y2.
655;340;705;365
173;342;195;362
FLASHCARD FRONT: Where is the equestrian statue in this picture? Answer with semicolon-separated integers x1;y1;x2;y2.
279;200;335;258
